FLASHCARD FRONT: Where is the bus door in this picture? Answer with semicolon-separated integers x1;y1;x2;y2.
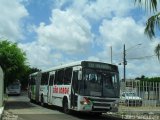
71;69;80;108
35;72;41;102
47;71;55;104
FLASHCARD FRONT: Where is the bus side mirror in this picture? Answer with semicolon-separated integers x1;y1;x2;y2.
78;71;82;80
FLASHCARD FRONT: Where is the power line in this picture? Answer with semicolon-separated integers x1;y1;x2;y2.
126;55;156;60
117;55;158;65
112;55;157;61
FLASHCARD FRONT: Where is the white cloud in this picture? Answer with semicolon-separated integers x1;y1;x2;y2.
97;17;160;78
51;0;134;21
16;0;159;78
98;17;149;59
53;53;63;59
19;42;64;70
87;56;101;62
36;9;93;54
22;0;136;69
125;57;159;78
52;0;72;8
61;0;134;22
0;0;28;41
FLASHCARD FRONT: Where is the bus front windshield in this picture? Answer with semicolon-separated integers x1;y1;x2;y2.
79;68;119;98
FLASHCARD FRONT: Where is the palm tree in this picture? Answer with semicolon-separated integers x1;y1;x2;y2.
135;0;160;59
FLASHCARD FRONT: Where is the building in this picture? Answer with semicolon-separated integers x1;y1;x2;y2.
0;67;4;119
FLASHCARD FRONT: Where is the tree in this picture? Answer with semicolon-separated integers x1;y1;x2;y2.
140;75;145;79
0;40;28;87
20;67;40;90
135;75;146;80
135;0;160;59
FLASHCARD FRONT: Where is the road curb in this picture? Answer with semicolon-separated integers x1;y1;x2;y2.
0;106;4;120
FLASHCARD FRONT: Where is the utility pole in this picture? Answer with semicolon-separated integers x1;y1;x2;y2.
122;43;141;82
123;44;126;82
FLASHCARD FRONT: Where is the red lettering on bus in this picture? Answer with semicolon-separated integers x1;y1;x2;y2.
62;87;65;94
53;86;69;94
53;86;59;93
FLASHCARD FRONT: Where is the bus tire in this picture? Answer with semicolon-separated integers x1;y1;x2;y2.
93;112;102;116
63;98;71;114
30;99;34;103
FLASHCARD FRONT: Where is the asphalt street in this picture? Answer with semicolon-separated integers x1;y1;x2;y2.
2;91;122;120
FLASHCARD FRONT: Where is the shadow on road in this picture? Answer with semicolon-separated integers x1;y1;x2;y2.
5;101;36;110
70;112;123;120
4;91;122;120
17;112;122;120
42;105;122;120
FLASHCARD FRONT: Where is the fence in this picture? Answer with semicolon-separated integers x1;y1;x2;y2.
118;80;160;119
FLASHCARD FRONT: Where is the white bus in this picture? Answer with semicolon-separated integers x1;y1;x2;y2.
6;80;21;95
28;61;120;115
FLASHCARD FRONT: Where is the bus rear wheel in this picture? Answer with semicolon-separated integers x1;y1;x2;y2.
93;112;102;116
63;99;71;114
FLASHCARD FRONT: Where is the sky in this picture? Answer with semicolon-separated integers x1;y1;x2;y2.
0;0;160;79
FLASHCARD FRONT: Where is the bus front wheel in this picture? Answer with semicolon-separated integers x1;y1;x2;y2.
93;112;102;116
63;99;71;114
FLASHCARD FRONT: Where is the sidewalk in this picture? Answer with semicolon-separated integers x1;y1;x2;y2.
119;105;160;114
0;106;4;120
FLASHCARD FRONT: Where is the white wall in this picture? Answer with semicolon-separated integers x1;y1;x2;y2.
0;67;4;107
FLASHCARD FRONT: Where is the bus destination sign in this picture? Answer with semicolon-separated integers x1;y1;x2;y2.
83;62;117;70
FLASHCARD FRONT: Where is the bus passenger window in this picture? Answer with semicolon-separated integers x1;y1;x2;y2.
55;69;64;85
41;72;49;85
64;68;72;85
31;77;36;85
54;71;58;85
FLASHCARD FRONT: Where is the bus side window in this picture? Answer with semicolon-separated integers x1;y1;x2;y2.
31;77;35;85
64;68;72;85
41;72;49;85
55;69;64;85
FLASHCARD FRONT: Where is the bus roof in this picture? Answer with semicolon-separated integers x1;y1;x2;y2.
42;60;117;73
29;71;39;76
43;60;83;73
30;60;118;75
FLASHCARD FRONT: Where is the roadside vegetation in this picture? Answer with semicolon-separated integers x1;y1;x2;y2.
0;40;39;90
136;76;160;82
135;0;160;59
136;75;160;82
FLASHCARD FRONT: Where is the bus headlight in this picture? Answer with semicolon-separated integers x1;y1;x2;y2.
80;97;91;105
80;101;88;105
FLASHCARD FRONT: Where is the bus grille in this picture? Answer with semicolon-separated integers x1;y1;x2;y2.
88;97;116;112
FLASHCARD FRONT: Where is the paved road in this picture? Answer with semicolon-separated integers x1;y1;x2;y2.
2;92;121;120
